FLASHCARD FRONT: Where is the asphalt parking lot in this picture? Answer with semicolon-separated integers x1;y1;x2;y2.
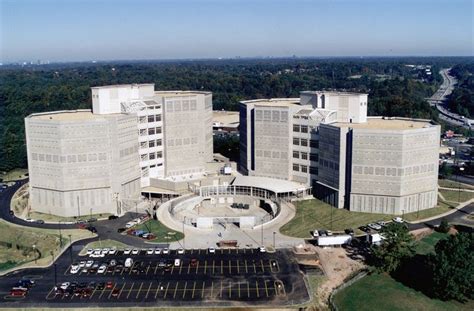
0;246;309;308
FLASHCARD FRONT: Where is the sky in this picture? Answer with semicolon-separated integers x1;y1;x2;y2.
0;0;472;62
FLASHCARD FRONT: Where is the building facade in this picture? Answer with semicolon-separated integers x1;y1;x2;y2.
25;110;141;217
239;91;440;214
91;84;213;187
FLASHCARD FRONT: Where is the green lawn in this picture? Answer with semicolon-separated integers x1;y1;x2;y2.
439;189;474;203
333;273;473;311
280;199;393;238
438;179;474;190
135;220;184;243
403;201;455;222
415;232;449;255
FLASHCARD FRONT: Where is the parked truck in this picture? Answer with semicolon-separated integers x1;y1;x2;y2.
366;233;384;245
317;234;352;246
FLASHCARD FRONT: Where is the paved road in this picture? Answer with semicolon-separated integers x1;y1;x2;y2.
0;245;309;308
0;180;166;248
428;68;472;129
407;203;474;230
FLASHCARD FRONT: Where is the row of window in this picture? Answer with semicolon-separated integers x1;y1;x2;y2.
292;151;319;161
166;99;198;113
140;151;163;161
139;127;162;136
139;114;162;123
293;124;308;133
147;139;162;148
31;152;108;163
292;138;319;148
292;164;319;175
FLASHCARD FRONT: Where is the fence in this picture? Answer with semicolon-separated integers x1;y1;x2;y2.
328;269;369;311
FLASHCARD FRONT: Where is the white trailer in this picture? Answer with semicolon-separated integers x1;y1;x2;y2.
366;233;384;245
317;235;352;246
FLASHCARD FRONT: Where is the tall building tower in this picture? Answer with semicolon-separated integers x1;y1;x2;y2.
25;110;141;217
91;84;213;187
239;91;440;214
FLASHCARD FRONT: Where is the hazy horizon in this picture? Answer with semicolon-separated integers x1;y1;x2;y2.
1;0;472;63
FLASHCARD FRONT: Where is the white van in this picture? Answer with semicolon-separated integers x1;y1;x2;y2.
174;259;181;267
125;257;133;268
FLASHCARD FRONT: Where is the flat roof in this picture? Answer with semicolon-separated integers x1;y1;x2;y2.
212;111;239;125
240;98;300;107
28;110;98;121
91;83;154;89
330;117;435;130
154;90;212;97
300;90;368;96
231;175;309;193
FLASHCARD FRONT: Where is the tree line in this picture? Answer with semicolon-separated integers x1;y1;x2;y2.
0;57;468;171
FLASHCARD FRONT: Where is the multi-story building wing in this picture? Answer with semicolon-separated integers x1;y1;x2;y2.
25;110;141;217
239;91;440;215
91;84;213;187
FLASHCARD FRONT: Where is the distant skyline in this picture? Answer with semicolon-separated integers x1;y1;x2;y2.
1;0;472;63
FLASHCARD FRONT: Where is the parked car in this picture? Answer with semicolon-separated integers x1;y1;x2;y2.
85;260;94;268
108;215;119;220
313;230;320;237
174;259;181;267
377;221;388;227
17;279;35;288
146;248;154;255
79;261;86;268
131;249;139;255
87;218;97;223
368;223;382;231
154;248;162;255
162;248;169;254
124;248;131;255
97;265;107;274
109;248;116;255
35;219;45;224
60;282;70;290
190;258;198;267
25;218;35;223
106;281;114;289
86;226;97;233
208;247;215;254
10;289;27;296
177;248;184;254
117;228;126;233
259;246;266;253
392;217;404;223
70;264;80;274
96;282;105;290
326;230;333;236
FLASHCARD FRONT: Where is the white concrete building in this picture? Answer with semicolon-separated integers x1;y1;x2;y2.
25;110;141;217
239;91;441;214
91;84;213;187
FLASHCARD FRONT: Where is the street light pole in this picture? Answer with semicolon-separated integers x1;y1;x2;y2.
33;244;36;264
58;221;62;248
77;196;81;218
273;232;276;249
183;216;186;249
458;167;465;203
68;234;72;263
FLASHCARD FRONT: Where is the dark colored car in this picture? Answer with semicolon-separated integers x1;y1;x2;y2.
190;258;198;267
9;210;14;216
344;228;355;235
106;281;114;289
108;215;119;220
86;226;97;233
111;288;120;297
35;219;45;224
82;288;92;298
88;282;96;289
88;218;97;223
96;282;105;290
117;228;126;233
17;279;35;288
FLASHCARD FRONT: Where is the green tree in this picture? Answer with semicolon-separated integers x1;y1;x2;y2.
429;232;474;302
370;223;415;273
437;219;451;233
439;163;453;178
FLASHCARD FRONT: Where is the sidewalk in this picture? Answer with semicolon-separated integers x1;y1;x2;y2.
407;198;474;224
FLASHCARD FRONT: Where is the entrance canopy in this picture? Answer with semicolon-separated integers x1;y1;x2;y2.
231;175;309;194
